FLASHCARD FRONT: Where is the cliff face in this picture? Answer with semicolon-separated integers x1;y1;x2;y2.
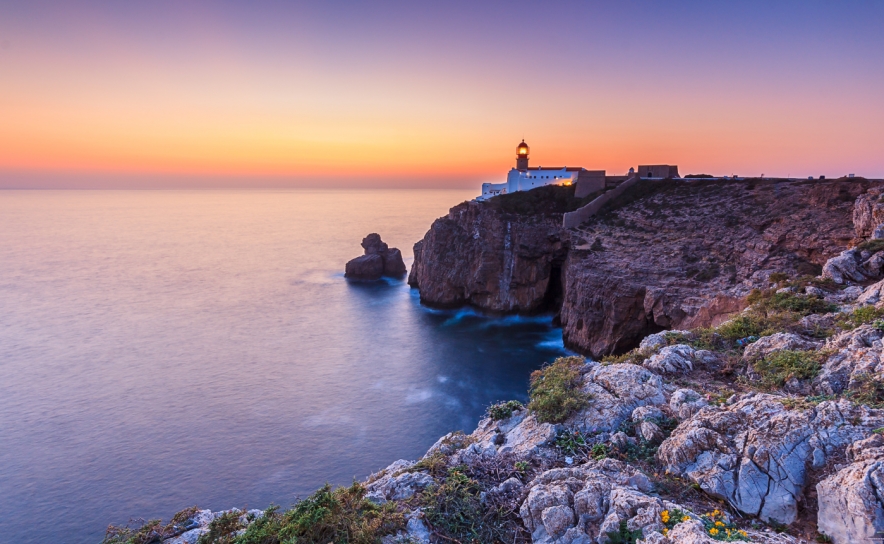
407;199;567;312
561;178;870;356
410;178;875;357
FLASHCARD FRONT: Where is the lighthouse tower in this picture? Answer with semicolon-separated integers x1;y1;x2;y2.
516;140;529;171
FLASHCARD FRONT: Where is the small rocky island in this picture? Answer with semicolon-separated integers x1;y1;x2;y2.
345;233;407;280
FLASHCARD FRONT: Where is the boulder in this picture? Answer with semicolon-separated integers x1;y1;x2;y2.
822;249;870;284
345;253;385;280
565;362;667;434
816;435;884;544
638;330;690;351
345;233;407;280
815;324;884;395
642;344;696;375
669;388;708;420
741;332;822;363
383;248;407;276
518;459;659;543
857;278;884;307
657;393;884;525
365;459;435;503
853;188;884;238
468;409;557;458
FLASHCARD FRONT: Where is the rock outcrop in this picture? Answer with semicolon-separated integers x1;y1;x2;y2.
560;179;870;356
408;199;566;311
345;233;407;280
410;178;871;356
657;393;884;524
816;434;884;544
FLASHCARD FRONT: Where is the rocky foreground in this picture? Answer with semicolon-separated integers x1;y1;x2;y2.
107;180;884;544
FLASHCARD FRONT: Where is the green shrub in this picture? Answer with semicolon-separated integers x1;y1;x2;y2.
198;511;244;544
754;350;823;389
605;519;643;544
846;374;884;408
856;238;884;253
601;348;652;365
768;272;789;284
418;465;526;544
528;357;592;423
487;400;524;420
747;289;837;316
103;507;201;544
837;306;884;329
233;506;283;544
554;428;587;456
276;482;404;544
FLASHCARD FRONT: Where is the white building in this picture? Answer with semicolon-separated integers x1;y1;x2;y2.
478;140;606;201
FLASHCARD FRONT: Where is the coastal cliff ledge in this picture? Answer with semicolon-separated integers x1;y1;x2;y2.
409;178;875;358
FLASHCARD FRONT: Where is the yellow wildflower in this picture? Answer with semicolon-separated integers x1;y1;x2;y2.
715;520;725;527
739;530;748;536
712;509;721;517
662;528;668;536
709;527;719;536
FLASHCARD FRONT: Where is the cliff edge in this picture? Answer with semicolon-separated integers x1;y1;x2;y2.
409;178;873;357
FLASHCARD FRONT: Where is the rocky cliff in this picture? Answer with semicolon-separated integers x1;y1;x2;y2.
410;178;874;357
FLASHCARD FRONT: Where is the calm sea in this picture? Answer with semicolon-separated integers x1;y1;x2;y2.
0;190;569;544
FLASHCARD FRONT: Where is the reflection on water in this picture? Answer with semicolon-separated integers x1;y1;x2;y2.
0;190;571;544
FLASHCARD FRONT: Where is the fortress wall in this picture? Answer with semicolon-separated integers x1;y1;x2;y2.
575;170;606;198
563;175;641;229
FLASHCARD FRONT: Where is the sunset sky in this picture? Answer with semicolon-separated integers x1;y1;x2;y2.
1;0;882;188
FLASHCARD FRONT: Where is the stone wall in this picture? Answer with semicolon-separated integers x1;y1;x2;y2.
562;175;641;229
574;170;606;198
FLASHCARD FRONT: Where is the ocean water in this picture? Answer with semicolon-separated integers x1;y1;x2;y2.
0;190;570;544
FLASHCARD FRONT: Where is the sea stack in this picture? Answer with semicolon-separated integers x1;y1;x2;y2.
345;233;407;280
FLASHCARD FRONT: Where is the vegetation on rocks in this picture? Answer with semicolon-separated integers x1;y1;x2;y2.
604;519;643;544
527;356;591;423
753;349;826;389
835;304;884;329
226;483;403;544
487;400;523;420
103;507;200;544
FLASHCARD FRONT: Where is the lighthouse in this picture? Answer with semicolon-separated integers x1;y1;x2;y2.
516;140;529;171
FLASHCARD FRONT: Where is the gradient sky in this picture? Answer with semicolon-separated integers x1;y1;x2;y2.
1;0;882;188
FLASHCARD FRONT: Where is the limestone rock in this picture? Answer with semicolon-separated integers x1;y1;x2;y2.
822;249;870;284
857;278;884;307
816;437;884;544
382;511;432;544
815;324;884;395
865;251;884;278
669;388;708;420
643;344;695;375
742;332;822;363
518;459;657;543
565;362;666;434
469;409;557;458
639;421;665;442
365;460;435;503
345;233;406;280
638;330;689;351
632;405;664;423
657;393;884;524
853;188;884;238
